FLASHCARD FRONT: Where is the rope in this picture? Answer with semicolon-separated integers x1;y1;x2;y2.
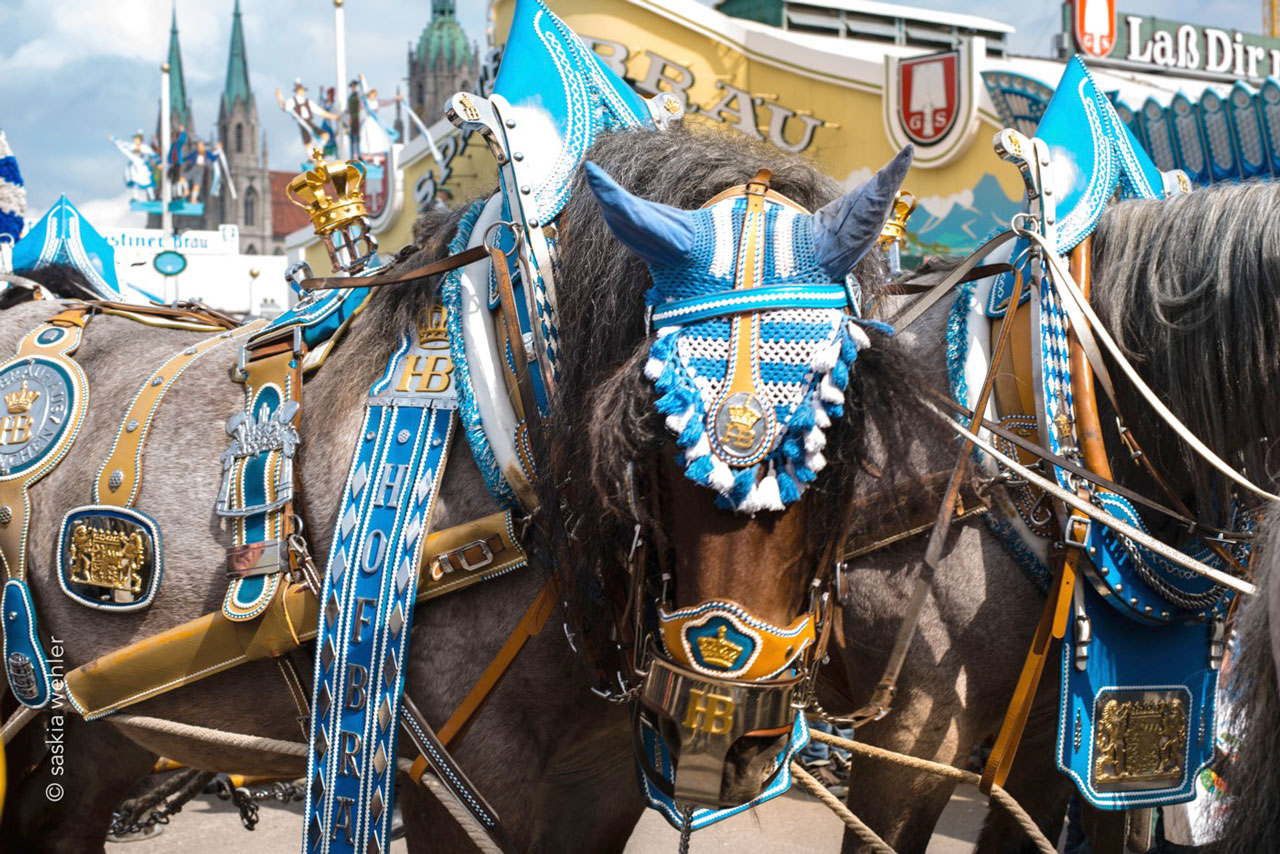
1;705;34;745
677;803;694;854
807;731;1056;854
111;713;501;854
789;762;895;853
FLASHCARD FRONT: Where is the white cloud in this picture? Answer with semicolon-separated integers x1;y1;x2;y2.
917;188;975;221
51;191;147;230
841;166;872;190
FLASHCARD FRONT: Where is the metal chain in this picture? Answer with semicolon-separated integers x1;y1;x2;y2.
109;770;215;838
213;775;307;831
677;804;694;854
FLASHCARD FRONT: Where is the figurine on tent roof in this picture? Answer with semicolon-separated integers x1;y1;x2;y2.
352;74;402;157
276;79;339;160
108;130;158;202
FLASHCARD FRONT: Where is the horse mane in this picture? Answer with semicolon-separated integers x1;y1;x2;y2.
1091;182;1280;518
7;262;99;305
1210;500;1280;851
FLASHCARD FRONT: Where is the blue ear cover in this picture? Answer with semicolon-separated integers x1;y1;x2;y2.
584;161;696;267
811;145;913;279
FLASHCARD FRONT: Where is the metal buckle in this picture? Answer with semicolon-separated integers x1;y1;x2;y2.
437;538;496;575
1064;515;1092;550
236;325;304;380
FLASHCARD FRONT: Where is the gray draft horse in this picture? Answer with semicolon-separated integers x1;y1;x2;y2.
839;180;1280;853
1;125;918;853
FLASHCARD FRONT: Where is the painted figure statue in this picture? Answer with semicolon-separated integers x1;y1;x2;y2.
276;79;339;159
352;74;402;157
108;131;158;202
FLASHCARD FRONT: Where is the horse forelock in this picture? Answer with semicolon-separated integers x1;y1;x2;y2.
1092;181;1280;518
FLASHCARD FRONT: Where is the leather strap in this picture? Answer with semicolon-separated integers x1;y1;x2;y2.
301;245;490;291
980;540;1080;792
490;242;539;427
432;573;558;749
0;308;92;581
96;321;267;507
62;511;526;719
400;695;520;854
889;230;1019;330
84;301;240;331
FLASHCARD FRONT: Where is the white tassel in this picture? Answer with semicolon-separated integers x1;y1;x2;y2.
644;357;665;381
687;432;711;460
813;405;831;429
755;474;784;511
656;325;681;337
819;373;843;404
811;340;839;373
739;482;766;514
803;427;826;453
806;450;828;473
665;407;694;435
708;458;734;493
847;319;871;350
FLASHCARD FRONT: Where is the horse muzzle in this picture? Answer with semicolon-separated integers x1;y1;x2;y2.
632;599;817;808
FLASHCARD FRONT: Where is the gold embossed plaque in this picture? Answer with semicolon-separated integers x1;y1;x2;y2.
69;524;147;593
57;507;161;611
1091;690;1188;791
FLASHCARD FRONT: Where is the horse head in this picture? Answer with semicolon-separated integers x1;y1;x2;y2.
555;139;911;812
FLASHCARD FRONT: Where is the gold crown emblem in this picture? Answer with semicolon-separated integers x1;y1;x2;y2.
722;403;763;450
5;381;39;414
420;304;449;345
697;626;745;670
877;189;918;247
286;149;369;237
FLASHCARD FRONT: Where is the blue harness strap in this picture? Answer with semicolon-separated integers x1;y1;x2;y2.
303;310;457;854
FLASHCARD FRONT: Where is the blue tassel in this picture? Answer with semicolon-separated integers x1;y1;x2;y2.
854;318;895;337
827;401;844;419
651;333;677;361
677;415;704;447
655;390;684;416
791;403;816;433
730;467;756;504
686;454;714;484
781;437;803;462
645;285;664;307
794;465;817;484
777;470;800;503
714;493;735;511
830;357;850;390
840;329;858;363
655;360;679;393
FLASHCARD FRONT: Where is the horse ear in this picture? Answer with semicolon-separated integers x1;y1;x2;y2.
812;146;913;279
584;162;696;267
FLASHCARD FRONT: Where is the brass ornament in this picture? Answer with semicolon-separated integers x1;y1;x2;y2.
877;189;918;248
1092;692;1188;789
4;381;38;414
714;390;771;461
68;523;147;594
286;149;378;273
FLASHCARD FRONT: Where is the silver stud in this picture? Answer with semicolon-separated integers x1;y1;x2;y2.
1129;597;1138;606
7;611;15;621
126;419;139;433
397;430;410;444
109;470;124;491
366;431;376;441
529;220;539;228
505;118;516;128
513;152;524;161
520;185;531;195
184;347;197;355
0;506;12;526
151;376;163;387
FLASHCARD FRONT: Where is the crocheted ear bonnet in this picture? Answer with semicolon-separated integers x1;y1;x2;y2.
586;147;911;513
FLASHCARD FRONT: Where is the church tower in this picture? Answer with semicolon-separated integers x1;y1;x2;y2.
146;10;196;230
214;0;274;254
407;0;478;138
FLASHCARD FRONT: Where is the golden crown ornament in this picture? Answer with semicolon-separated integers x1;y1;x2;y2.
696;626;745;670
5;381;38;414
286;149;379;274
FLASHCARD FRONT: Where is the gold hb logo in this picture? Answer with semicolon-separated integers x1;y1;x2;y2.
0;414;33;445
722;404;761;450
683;688;735;736
397;354;454;394
5;381;38;414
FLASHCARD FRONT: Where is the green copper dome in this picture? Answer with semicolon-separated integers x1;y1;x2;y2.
415;0;474;72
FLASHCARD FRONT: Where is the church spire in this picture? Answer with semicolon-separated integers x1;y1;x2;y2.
223;0;252;110
166;4;193;129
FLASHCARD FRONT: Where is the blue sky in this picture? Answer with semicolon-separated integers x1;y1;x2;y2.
0;0;1267;226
